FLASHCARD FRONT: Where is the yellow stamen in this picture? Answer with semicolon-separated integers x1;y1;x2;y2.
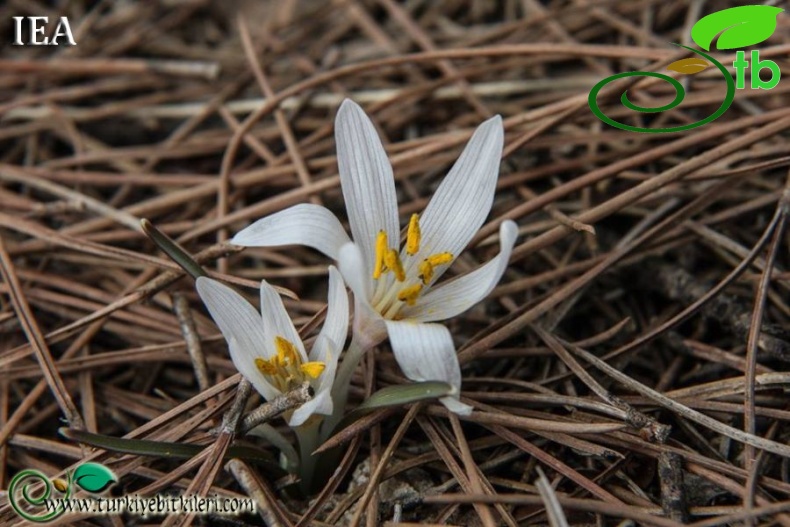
256;336;324;390
255;358;276;375
418;252;453;285
418;259;434;285
385;248;405;281
427;252;453;266
373;231;388;279
397;283;423;305
274;336;298;365
300;362;326;379
406;214;421;255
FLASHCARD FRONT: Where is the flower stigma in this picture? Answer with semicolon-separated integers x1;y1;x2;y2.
255;335;325;392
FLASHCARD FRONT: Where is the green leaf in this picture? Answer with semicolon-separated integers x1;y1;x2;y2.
691;6;784;51
334;381;453;432
59;427;281;471
72;463;117;493
354;381;454;412
141;218;206;280
319;381;455;454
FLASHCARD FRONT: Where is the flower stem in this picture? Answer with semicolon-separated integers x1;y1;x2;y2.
334;336;367;400
324;334;370;438
294;418;321;494
246;423;299;473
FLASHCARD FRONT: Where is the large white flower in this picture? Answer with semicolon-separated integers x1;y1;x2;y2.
232;99;518;415
196;266;348;427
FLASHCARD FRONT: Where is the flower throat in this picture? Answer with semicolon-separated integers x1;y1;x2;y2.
371;214;453;318
255;336;325;392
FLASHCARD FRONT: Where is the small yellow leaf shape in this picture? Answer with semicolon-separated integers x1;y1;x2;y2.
52;478;69;493
667;58;711;75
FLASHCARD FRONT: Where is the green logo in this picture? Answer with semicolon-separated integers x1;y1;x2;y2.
588;5;784;133
8;462;117;522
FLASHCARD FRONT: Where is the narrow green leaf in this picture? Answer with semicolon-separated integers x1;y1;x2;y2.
326;381;453;442
691;6;783;51
141;218;206;279
59;428;280;470
354;381;454;412
72;463;116;493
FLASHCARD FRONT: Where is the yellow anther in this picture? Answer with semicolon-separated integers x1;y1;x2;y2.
257;336;322;389
397;283;423;306
427;252;453;266
255;358;276;375
373;231;388;279
300;361;326;379
418;259;434;285
384;248;405;281
274;336;298;365
406;214;421;255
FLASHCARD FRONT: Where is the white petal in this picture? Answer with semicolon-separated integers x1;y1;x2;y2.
289;388;332;427
338;242;387;348
402;220;518;322
409;115;504;281
288;334;342;427
440;397;473;416
336;99;400;274
196;277;280;401
352;297;388;351
288;269;348;428
231;204;351;260
338;242;372;303
384;320;471;415
259;280;308;362
310;266;349;364
310;334;338;394
289;334;337;427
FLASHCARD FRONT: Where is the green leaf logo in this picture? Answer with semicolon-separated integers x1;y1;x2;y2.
72;463;116;493
691;6;784;51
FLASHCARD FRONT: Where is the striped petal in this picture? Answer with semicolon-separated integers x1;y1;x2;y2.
336;99;400;277
289;335;336;427
407;115;504;283
402;221;518;322
195;277;280;402
231;204;350;261
384;320;472;415
338;242;387;348
259;280;308;362
311;266;349;364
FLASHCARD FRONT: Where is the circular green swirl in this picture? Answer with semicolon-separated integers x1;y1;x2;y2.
8;469;69;522
588;45;735;133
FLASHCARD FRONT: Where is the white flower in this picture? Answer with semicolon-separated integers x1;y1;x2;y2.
196;266;348;427
232;99;518;415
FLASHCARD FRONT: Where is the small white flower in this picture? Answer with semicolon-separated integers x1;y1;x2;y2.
196;266;348;427
232;99;518;415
